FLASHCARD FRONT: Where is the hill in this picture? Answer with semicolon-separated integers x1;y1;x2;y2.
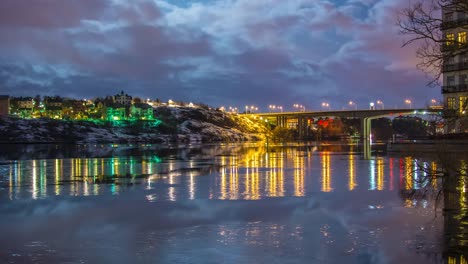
0;106;270;144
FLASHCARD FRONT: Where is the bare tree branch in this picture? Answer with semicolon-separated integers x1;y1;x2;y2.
398;0;468;87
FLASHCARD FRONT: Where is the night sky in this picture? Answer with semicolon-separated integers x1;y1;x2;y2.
0;0;440;111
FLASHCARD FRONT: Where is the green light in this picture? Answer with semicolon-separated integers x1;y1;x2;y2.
151;156;162;163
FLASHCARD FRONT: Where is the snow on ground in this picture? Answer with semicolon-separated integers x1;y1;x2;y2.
0;106;269;143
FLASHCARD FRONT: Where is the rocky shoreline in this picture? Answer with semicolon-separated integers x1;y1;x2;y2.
0;106;269;144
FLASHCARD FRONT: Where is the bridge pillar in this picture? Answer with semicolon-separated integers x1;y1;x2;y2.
303;117;308;138
362;117;371;160
297;116;305;139
276;116;287;128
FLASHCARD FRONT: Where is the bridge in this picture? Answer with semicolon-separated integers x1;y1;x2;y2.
248;108;442;159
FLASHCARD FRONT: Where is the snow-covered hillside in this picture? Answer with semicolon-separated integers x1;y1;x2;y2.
0;106;270;143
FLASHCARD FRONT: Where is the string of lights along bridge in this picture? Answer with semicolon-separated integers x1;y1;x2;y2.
237;99;441;114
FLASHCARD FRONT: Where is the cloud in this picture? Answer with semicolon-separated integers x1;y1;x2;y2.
0;0;439;108
0;0;108;29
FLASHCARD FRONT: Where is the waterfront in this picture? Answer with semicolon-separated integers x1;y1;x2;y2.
0;143;466;263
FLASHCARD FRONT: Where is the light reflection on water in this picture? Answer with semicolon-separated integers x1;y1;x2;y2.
0;148;437;201
0;143;466;263
1;146;443;202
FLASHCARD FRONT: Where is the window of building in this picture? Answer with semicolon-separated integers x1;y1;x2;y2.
462;53;468;63
446;33;455;46
460;74;468;84
445;12;454;21
447;97;456;109
447;57;455;65
447;75;456;86
459;32;467;45
458;12;466;20
461;96;467;113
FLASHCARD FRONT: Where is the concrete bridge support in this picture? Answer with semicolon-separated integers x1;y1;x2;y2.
276;116;287;128
297;117;309;139
255;108;439;159
362;117;372;160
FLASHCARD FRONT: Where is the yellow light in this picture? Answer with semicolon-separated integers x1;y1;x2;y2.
377;157;384;191
446;33;455;46
321;153;332;192
348;155;356;191
458;31;466;45
405;157;412;190
294;154;305;196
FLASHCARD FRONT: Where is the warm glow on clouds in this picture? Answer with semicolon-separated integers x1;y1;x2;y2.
0;0;440;109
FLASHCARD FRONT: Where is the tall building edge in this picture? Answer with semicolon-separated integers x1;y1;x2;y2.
441;3;468;133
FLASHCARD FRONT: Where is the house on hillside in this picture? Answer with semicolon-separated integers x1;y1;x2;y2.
114;91;132;106
44;96;64;119
105;104;127;121
10;97;35;118
63;99;88;119
130;103;154;120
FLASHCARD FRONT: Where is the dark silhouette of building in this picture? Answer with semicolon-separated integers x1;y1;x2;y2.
0;95;9;116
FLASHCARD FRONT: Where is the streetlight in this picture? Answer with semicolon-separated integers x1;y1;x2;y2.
429;99;441;109
228;106;238;113
376;100;384;110
293;104;305;112
245;105;257;113
321;102;330;110
369;102;375;110
405;99;412;108
277;106;283;112
269;105;276;112
348;101;357;110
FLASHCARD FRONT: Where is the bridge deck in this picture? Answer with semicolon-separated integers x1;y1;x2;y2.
249;108;441;119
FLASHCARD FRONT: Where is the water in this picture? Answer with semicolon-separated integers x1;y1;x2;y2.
0;143;466;263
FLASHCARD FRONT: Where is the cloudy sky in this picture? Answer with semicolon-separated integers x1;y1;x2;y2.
0;0;441;111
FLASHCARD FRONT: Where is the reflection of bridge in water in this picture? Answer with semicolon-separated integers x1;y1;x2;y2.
2;144;467;262
251;109;442;159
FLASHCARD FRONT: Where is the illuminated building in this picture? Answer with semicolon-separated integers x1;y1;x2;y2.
113;90;132;106
130;103;154;120
105;104;127;121
43;96;64;119
441;4;468;132
14;97;34;109
10;96;34;118
62;99;89;119
0;95;9;116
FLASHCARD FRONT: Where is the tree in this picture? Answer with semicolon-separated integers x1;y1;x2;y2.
133;97;142;104
399;1;468;133
398;0;468;86
34;94;41;109
271;127;295;142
